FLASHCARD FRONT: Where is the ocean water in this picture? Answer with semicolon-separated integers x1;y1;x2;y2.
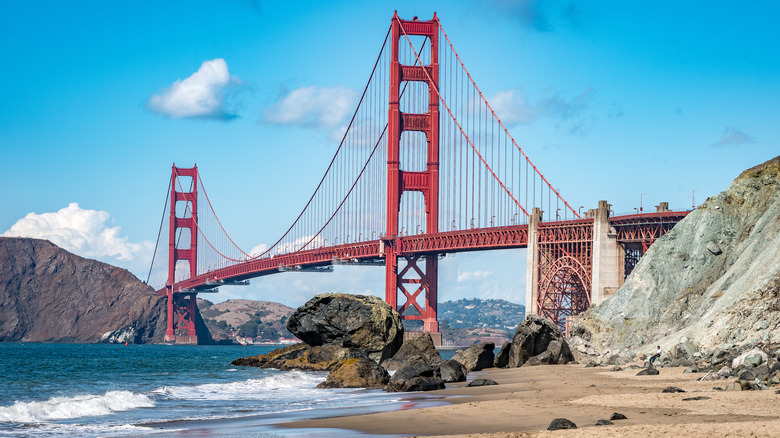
0;344;450;437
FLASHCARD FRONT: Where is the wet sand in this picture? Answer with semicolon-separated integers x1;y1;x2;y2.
280;364;780;437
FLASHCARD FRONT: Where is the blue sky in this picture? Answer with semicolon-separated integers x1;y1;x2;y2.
1;1;778;308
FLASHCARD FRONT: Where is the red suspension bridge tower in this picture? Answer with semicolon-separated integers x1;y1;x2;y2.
385;13;442;343
165;165;200;344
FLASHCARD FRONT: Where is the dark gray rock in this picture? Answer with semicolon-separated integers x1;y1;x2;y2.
494;341;512;368
381;331;441;372
466;378;498;387
637;363;660;376
706;241;722;255
286;293;403;363
595;419;614;426
738;369;756;381
384;360;444;392
453;342;495;372
610;412;628;421
526;340;574;366
711;348;730;365
682;396;711;401
393;376;445;392
547;418;577;430
438;359;467;383
662;386;686;393
507;315;574;367
316;357;390;389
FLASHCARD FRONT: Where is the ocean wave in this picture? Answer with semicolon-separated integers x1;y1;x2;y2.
152;370;327;401
0;391;154;423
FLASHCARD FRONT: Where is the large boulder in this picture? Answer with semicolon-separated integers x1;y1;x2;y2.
316;358;390;389
385;360;445;392
508;315;574;367
286;293;404;363
381;331;442;372
438;359;468;383
494;341;512;368
452;343;495;372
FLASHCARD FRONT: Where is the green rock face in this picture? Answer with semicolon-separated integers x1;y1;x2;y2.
574;156;780;354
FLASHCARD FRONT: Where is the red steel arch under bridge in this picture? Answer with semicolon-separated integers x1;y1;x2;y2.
147;13;688;344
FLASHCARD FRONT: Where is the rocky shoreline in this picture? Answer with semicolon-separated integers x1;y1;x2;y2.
233;294;574;393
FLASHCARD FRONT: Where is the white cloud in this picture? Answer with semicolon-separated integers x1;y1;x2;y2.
248;243;269;258
147;58;242;120
488;88;593;134
3;203;154;274
489;89;535;125
261;85;357;130
457;270;494;282
714;127;756;148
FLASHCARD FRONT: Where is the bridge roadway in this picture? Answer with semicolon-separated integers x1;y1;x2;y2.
160;210;688;296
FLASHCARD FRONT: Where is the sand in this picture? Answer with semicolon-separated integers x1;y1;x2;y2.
281;363;780;437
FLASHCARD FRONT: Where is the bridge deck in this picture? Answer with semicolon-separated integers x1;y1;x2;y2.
161;211;689;295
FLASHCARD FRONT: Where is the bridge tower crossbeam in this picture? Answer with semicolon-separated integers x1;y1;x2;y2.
385;12;441;342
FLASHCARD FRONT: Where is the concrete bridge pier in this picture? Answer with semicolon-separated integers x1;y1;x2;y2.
590;200;620;305
524;207;541;317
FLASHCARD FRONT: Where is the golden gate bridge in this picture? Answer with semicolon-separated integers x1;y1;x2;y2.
147;13;687;344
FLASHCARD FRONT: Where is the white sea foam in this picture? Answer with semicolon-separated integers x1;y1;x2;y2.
0;390;154;423
152;370;327;401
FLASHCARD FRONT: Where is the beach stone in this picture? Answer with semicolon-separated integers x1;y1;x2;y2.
547;418;577;430
452;342;495;372
732;348;768;369
738;369;756;381
438;359;467;383
595;419;614;426
381;331;442;372
682;396;711;401
286;293;403;363
397;376;445;392
316;357;389;389
711;348;730;365
684;366;699;373
466;378;498;387
610;412;628;421
494;341;512;368
508;315;574;367
384;360;444;392
724;381;742;391
636;364;660;376
662;386;686;393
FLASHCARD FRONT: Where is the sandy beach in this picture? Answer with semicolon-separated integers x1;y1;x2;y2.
281;363;780;437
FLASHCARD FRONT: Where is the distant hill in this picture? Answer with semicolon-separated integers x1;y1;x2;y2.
198;298;295;342
438;298;525;346
0;237;171;343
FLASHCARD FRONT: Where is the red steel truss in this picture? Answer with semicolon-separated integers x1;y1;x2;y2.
535;220;593;327
611;211;689;249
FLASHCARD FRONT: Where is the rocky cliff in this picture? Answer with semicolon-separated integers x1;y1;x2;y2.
574;156;780;354
0;237;167;343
